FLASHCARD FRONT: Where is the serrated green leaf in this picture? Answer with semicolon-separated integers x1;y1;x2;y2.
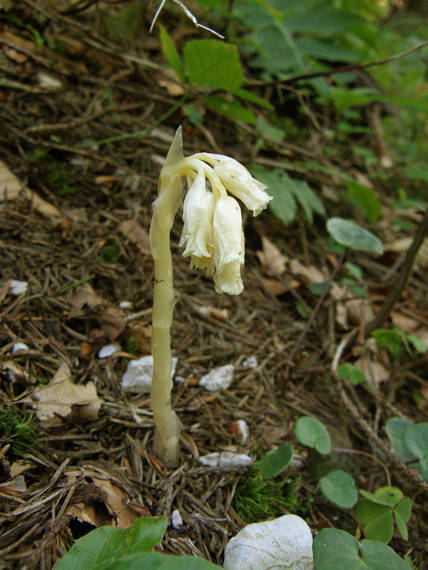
55;517;168;570
184;40;243;90
319;470;358;508
291;179;325;222
262;444;293;479
295;416;331;455
203;95;256;124
327;217;383;254
159;26;185;84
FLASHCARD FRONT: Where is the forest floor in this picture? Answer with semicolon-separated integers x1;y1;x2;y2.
0;2;427;569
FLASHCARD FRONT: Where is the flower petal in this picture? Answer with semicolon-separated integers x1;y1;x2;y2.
179;172;214;260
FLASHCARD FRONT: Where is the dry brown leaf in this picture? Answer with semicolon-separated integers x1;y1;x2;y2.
384;237;428;267
154;69;185;96
289;259;325;283
0;160;63;221
31;361;102;426
118;218;150;254
262;278;286;297
257;236;288;275
390;311;420;333
65;467;140;528
99;307;126;341
69;283;105;318
355;354;389;391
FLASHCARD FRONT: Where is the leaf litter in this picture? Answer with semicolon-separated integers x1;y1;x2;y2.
0;4;427;569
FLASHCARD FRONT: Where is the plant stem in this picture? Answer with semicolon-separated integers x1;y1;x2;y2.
149;129;184;467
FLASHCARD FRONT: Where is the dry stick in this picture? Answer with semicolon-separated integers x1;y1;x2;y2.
252;40;428;86
281;251;346;395
365;207;428;336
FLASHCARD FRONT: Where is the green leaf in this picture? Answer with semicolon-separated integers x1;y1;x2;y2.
406;334;427;354
262;444;293;479
204;95;256;124
250;167;297;225
354;499;393;543
184;40;243;90
159;26;185;84
337;363;365;386
313;528;411;569
231;88;274;109
360;487;403;507
256;119;285;142
319;469;358;508
327;217;383;254
393;498;412;541
359;540;411;569
292;179;325;222
55;517;168;570
371;329;401;357
346;180;381;223
385;417;417;463
102;552;220;569
403;423;428;461
294;416;331;455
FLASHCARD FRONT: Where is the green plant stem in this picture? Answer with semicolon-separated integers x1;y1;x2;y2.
149;130;184;467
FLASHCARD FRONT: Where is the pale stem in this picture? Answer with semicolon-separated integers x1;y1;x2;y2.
149;132;184;467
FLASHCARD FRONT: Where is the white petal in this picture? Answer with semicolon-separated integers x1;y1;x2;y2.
212;196;244;267
214;260;243;295
195;153;272;216
179;172;214;260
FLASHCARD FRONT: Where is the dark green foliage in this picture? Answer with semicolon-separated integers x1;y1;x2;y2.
0;405;37;456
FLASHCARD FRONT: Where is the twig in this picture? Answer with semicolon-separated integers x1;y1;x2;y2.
281;251;346;395
150;0;224;39
251;40;428;86
365;207;428;335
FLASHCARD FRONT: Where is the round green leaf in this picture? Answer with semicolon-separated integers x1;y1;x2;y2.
354;499;393;543
319;469;358;508
313;529;411;570
294;416;331;455
403;423;428;460
385;417;416;463
262;444;293;479
327;217;383;254
55;517;168;570
360;486;402;507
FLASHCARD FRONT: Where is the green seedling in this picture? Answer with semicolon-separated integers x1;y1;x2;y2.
372;328;426;358
295;416;332;455
354;486;412;543
319;469;358;509
337;363;366;386
313;528;411;570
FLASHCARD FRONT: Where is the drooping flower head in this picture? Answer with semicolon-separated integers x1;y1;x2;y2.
160;128;272;295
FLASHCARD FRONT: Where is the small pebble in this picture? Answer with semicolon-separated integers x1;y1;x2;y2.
198;452;253;470
9;280;28;295
119;301;133;309
200;364;234;392
171;509;183;529
121;355;178;393
97;343;120;358
12;343;29;353
242;356;258;369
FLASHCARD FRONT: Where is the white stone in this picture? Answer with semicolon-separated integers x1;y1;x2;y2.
235;419;249;444
198;452;253;470
12;343;29;353
171;509;183;529
9;280;28;295
119;301;133;309
242;355;258;368
98;343;120;359
36;72;62;90
199;364;234;392
121;355;178;393
224;515;314;570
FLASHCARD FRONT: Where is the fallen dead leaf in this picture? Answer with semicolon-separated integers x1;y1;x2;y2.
65;465;141;528
0;160;63;221
118;218;150;254
154;68;185;96
68;283;105;318
355;354;389;391
99;307;126;341
390;311;420;333
384;237;428;268
257;236;288;275
262;277;287;297
195;305;229;321
31;361;102;427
